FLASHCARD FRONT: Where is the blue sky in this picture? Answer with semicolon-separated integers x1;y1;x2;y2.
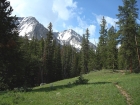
9;0;140;45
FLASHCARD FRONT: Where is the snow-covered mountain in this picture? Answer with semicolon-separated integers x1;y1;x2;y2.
17;16;95;50
17;16;48;40
56;29;82;49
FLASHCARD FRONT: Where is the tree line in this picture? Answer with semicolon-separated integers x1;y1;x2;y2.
0;0;140;90
97;0;140;72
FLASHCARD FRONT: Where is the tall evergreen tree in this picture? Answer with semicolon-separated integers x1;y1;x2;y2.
39;37;45;83
55;43;62;80
118;44;127;69
61;44;73;78
30;36;39;56
45;22;54;82
81;28;90;74
97;16;108;69
53;40;62;81
136;25;140;67
106;26;118;70
70;47;79;77
116;0;139;72
0;0;24;90
19;35;42;87
88;47;96;71
61;44;67;78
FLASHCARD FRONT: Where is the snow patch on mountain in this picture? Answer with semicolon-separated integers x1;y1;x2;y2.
17;17;48;40
57;29;82;49
16;16;96;50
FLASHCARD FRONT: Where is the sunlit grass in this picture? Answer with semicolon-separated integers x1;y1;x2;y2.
0;70;140;105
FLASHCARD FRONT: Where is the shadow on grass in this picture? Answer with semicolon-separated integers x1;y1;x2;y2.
0;91;8;95
89;81;112;85
32;81;111;93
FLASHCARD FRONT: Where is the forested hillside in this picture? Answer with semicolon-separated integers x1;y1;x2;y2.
0;0;140;90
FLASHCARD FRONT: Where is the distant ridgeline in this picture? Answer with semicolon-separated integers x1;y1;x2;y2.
16;17;96;50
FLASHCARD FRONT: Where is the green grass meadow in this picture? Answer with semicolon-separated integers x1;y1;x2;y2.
0;70;140;105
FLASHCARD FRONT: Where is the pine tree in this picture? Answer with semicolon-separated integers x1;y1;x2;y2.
61;44;72;78
61;44;67;78
97;16;108;69
55;43;62;80
85;28;90;72
81;34;86;73
45;22;54;82
106;26;118;71
81;28;90;74
29;36;39;56
136;25;140;67
53;40;62;81
19;34;41;87
39;37;44;58
39;37;45;83
0;0;24;90
70;47;79;77
118;45;127;69
88;47;96;71
116;0;139;72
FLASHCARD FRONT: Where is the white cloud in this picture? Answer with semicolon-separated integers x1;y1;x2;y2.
93;13;118;28
63;22;66;28
88;25;96;37
77;16;86;28
9;0;77;28
52;0;77;20
76;16;96;37
67;24;96;45
68;26;84;35
9;0;27;16
67;24;96;38
8;0;97;44
66;16;96;45
105;16;118;27
8;0;99;45
9;0;55;26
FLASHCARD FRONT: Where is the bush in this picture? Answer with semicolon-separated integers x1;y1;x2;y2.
40;83;46;86
73;75;89;85
13;87;32;92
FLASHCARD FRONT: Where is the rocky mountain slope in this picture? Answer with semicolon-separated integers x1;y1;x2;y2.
17;16;48;40
17;16;95;50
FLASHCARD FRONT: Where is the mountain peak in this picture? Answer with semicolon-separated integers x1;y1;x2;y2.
66;29;76;33
16;17;96;50
68;29;74;31
17;17;47;39
22;17;38;23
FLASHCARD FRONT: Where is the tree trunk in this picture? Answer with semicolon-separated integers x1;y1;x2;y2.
41;67;43;83
135;35;140;66
129;58;132;73
113;61;114;72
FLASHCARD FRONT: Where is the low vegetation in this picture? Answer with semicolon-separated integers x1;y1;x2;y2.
1;0;140;91
0;70;140;105
0;1;140;105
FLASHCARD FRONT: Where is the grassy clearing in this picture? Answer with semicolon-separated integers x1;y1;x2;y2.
0;70;140;105
118;74;140;105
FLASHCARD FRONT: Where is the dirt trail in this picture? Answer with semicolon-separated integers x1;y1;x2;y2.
115;84;132;105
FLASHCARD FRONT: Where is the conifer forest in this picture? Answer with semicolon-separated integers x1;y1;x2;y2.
0;0;140;90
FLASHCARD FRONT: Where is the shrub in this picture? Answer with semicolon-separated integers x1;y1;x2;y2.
73;75;89;85
13;87;32;92
40;83;46;86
